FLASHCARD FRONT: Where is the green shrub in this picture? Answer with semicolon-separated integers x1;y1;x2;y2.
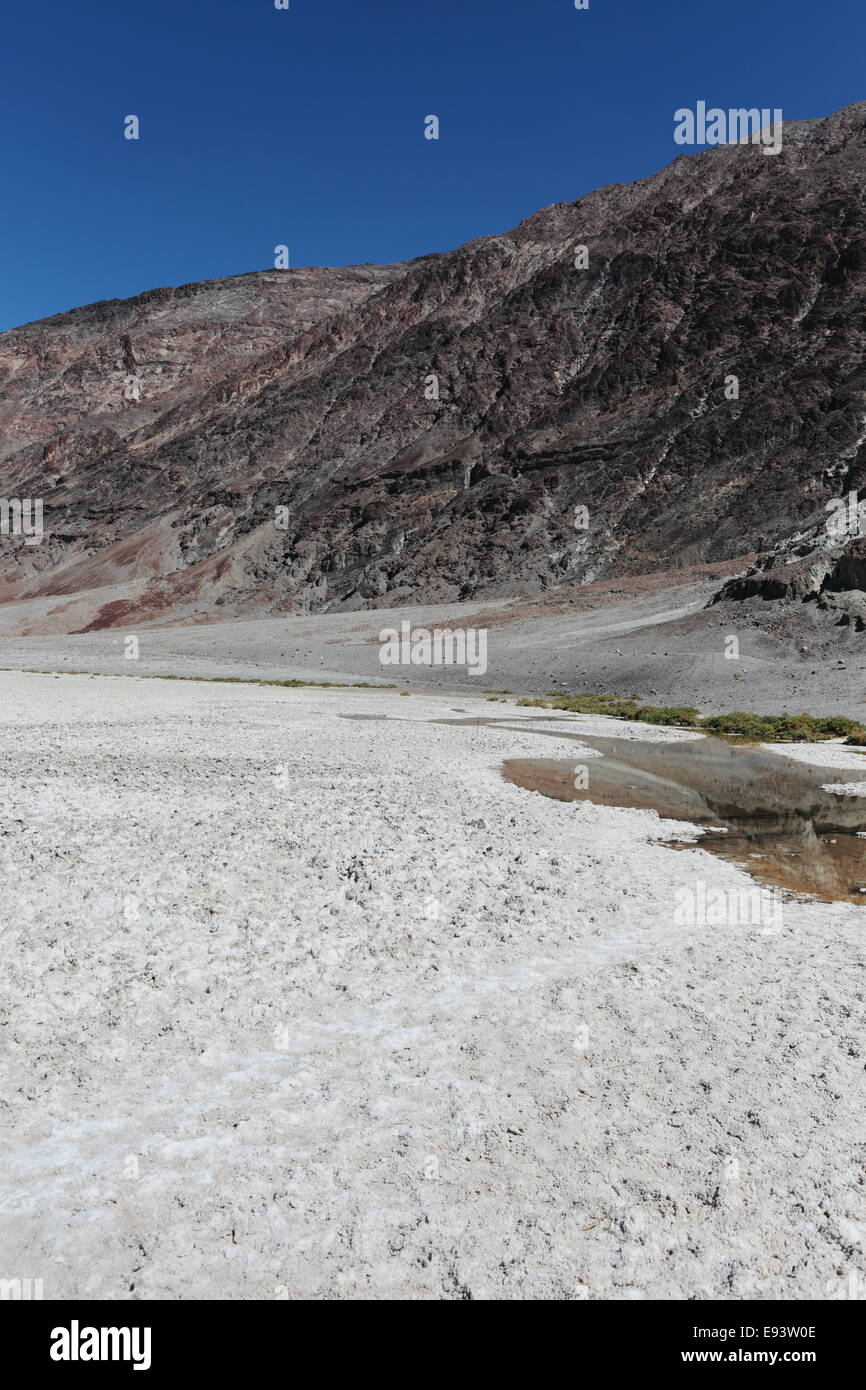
701;711;866;743
518;693;640;717
636;705;702;727
515;692;866;744
813;716;866;739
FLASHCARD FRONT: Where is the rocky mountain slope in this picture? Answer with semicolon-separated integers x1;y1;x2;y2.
4;102;866;633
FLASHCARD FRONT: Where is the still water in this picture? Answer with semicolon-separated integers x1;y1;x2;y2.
500;731;866;905
342;711;866;903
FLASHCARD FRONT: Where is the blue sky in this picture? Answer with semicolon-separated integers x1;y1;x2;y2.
1;0;863;331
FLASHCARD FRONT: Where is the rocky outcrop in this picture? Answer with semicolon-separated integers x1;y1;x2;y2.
712;518;866;628
6;102;866;631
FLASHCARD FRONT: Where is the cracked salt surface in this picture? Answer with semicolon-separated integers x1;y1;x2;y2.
0;673;864;1300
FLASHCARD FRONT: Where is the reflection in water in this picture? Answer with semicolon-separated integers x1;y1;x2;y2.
339;711;866;903
502;734;866;905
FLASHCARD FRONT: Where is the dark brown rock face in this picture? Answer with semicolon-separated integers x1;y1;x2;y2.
5;102;866;631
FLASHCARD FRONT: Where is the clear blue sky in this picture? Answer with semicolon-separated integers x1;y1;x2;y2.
1;0;863;331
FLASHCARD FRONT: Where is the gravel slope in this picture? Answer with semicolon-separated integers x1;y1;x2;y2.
1;576;864;717
0;673;863;1300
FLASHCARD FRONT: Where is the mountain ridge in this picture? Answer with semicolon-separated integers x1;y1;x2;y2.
4;101;866;633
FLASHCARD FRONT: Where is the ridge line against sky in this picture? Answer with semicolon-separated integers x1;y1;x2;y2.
1;0;864;332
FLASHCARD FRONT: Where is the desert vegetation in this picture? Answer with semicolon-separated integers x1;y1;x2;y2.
517;694;866;744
